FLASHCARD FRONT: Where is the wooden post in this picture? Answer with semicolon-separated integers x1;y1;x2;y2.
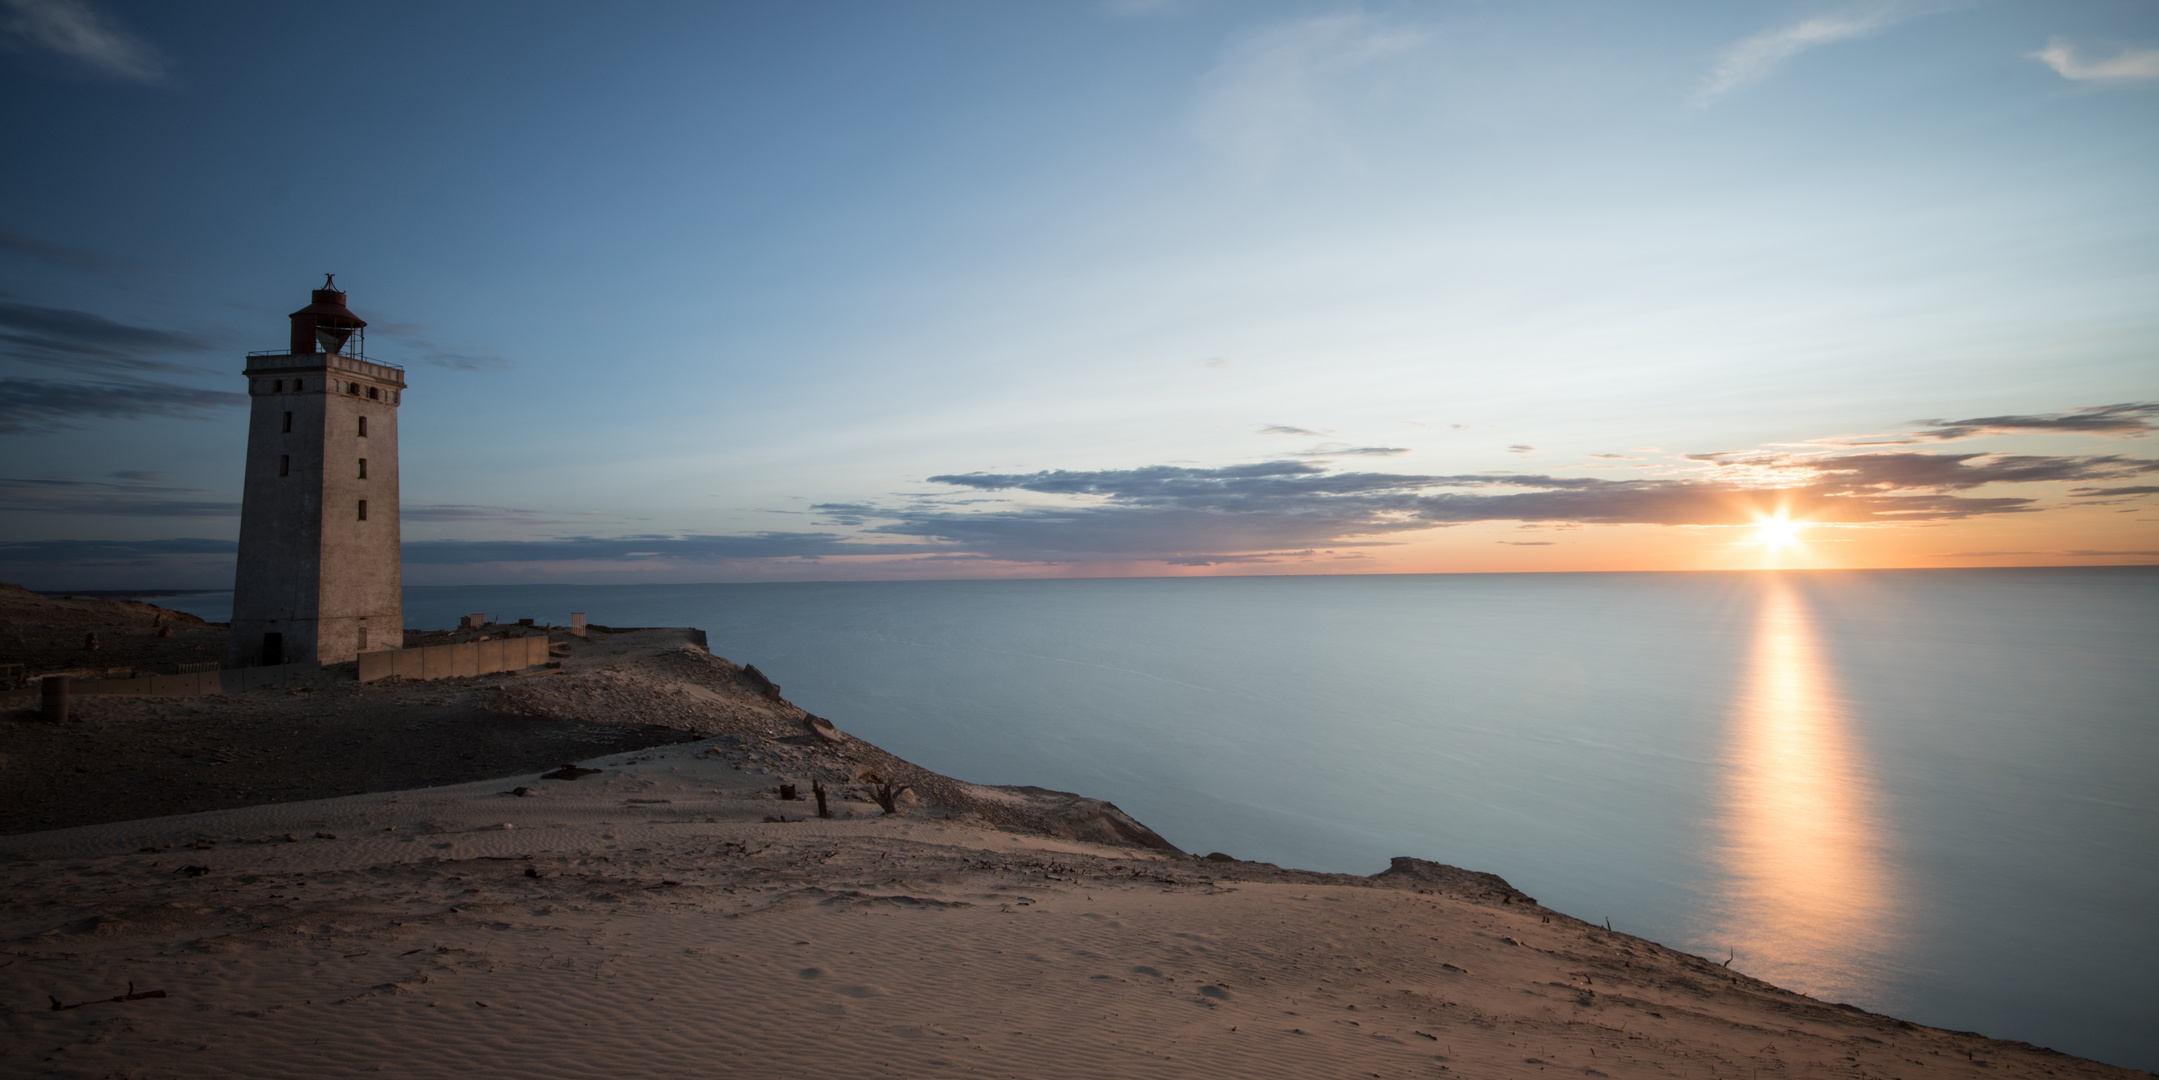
813;781;829;819
778;783;798;802
40;676;68;723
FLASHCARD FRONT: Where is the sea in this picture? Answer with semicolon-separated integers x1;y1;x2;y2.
156;567;2159;1070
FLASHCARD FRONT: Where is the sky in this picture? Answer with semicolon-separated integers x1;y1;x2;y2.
0;0;2154;589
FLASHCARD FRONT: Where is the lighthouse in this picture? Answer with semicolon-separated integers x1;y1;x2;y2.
228;276;405;667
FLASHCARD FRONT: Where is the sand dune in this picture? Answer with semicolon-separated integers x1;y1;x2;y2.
3;602;2138;1077
3;736;2136;1079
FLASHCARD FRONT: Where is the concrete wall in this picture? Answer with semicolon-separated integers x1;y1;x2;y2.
2;633;545;701
0;663;323;702
357;635;549;684
229;352;405;667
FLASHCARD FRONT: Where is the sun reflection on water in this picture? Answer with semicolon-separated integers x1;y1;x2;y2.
1706;578;1900;1003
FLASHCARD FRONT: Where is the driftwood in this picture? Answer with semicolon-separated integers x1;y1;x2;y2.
50;982;165;1011
872;781;912;816
778;784;798;801
812;781;830;819
541;764;601;781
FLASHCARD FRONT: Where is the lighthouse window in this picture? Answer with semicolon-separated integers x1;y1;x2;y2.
358;499;368;521
282;411;293;433
357;416;367;436
348;382;359;395
273;379;284;392
357;458;367;479
279;454;289;477
367;386;378;399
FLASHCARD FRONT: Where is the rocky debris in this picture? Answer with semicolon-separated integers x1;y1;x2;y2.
739;663;782;701
1371;856;1541;906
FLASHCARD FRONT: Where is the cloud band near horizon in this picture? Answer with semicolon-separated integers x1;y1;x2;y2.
5;432;2152;582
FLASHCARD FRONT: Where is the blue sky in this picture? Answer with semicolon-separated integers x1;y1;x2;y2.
2;0;2154;587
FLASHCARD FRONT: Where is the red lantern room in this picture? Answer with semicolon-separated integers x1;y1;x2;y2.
288;273;368;356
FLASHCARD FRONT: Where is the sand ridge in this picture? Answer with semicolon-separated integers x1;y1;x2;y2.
2;739;2138;1080
2;601;2140;1077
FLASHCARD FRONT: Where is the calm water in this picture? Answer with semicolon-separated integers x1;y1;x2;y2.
161;568;2158;1068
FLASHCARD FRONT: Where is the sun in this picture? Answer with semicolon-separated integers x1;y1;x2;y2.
1754;514;1805;552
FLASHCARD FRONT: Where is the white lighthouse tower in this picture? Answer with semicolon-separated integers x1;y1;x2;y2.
228;276;405;667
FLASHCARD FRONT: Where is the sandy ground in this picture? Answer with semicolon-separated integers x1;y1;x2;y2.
3;590;2143;1078
0;584;223;680
2;737;2140;1080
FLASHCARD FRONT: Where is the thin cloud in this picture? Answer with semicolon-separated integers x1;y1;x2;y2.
1909;402;2159;441
2069;485;2159;498
1948;549;2159;558
0;537;239;590
0;537;234;558
1507;445;1535;454
0;224;125;273
1294;443;1410;457
2032;38;2159;82
1191;12;1423;168
1751;450;2159;491
1103;0;1189;16
1697;7;1909;105
0;473;239;517
370;322;513;372
0;0;168;83
1258;424;1325;437
0;377;245;434
414;345;512;372
37;404;2150;577
0;298;209;373
401;533;946;566
877;439;2159;564
402;504;553;523
1163;550;1316;567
